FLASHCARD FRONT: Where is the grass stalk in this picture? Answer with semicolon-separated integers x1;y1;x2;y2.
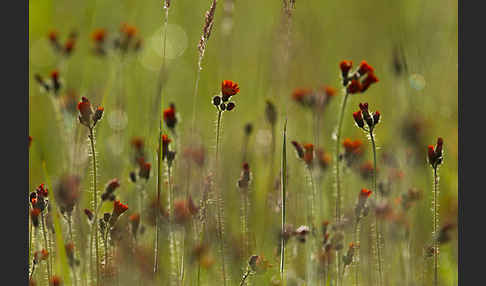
280;119;287;283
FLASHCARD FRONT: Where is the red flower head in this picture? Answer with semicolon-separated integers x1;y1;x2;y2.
138;158;151;180
292;88;312;103
303;143;314;166
428;138;444;168
50;70;59;81
131;137;144;152
36;183;48;198
84;208;94;221
163;104;177;129
77;97;93;127
339;60;353;78
49;276;61;286
48;30;58;42
64;39;75;54
343;138;363;155
436;137;444;154
373;111;380;125
360;72;379;93
357;60;374;76
323;86;338;97
30;208;41;228
353;110;365;128
121;23;138;38
92;28;106;43
347;79;362;94
113;200;129;216
221;80;240;97
360;188;372;198
316;149;331;170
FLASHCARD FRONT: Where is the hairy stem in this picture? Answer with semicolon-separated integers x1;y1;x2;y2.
369;130;383;286
41;212;52;281
334;91;349;286
433;167;439;286
88;127;100;286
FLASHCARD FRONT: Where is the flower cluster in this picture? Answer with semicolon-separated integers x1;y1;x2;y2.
291;141;314;168
108;200;129;227
101;178;120;201
355;188;372;220
339;60;379;93
48;30;77;56
30;184;49;214
212;80;240;112
173;196;199;225
90;23;142;56
342;138;364;166
353;102;380;131
77;97;104;128
163;103;178;131
162;134;176;166
34;70;62;95
427;137;444;168
291;85;337;110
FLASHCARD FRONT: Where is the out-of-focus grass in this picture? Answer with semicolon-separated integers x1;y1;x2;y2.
29;0;457;284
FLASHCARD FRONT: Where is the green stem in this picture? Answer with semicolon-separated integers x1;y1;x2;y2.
354;219;361;286
334;91;349;286
88;127;100;286
280;119;287;284
154;121;163;273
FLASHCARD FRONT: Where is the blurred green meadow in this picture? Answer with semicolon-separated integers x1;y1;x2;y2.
29;0;457;285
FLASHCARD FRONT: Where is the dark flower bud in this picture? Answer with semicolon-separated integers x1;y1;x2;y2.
93;107;104;126
84;209;94;221
220;103;226;111
221;93;231;102
291;141;304;159
244;123;253;136
129;171;137;183
103;213;111;223
226;102;235;111
265;100;277;126
163;104;177;129
357;61;374;76
339;60;353;79
347;79;362;94
353;110;365;128
372;111;380;125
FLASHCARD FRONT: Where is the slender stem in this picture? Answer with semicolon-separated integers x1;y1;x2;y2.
354;219;361;286
433;167;439;286
239;269;251;286
154;121;163;273
280;119;287;283
334;91;349;286
41;212;52;281
88;127;100;286
216;110;223;162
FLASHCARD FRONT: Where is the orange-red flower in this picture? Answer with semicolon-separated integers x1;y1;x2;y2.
49;276;61;286
303;143;314;166
138;158;151;180
357;60;374;76
48;30;58;42
347;79;362;94
121;23;138;38
162;134;171;160
113;200;128;216
163;104;177;129
339;60;353;78
221;80;240;97
323;86;338;97
360;72;379;93
360;188;372;198
343;138;363;155
292;87;312;103
77;97;93;126
316;149;331;170
353;110;365;128
92;28;106;43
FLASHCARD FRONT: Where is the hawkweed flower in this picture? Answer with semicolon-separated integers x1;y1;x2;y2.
248;255;271;274
340;60;379;93
303;143;314;168
34;249;49;264
355;188;372;219
50;70;61;95
138;158;151;180
428;137;444;168
91;28;107;55
163;103;178;131
101;178;120;201
213;80;240;112
316;148;332;171
162;134;171;160
34;71;62;95
65;242;79;267
54;175;81;215
30;208;41;228
77;97;104;128
131;136;145;164
109;200;128;226
342;138;364;166
173;196;199;225
342;242;356;267
49;276;61;286
114;23;142;54
353;102;381;131
129;213;141;238
291;87;313;105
